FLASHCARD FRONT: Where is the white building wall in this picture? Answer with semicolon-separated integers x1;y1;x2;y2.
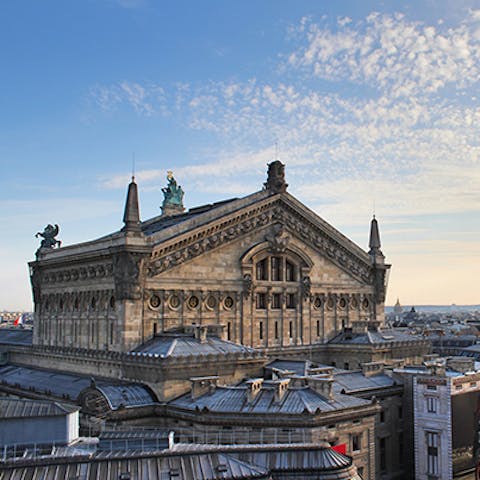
0;412;79;446
413;376;452;480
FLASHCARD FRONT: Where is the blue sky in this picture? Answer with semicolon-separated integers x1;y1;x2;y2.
1;0;480;310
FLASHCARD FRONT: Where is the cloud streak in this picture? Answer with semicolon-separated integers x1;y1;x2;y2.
91;9;480;278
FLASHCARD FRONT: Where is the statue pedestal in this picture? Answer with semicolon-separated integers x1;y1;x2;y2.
161;204;185;217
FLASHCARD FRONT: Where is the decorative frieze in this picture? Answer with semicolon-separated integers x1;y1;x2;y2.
147;199;373;286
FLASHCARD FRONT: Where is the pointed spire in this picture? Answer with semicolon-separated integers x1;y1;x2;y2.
122;176;141;233
368;215;383;258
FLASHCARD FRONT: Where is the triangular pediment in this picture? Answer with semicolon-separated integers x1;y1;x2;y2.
146;192;373;284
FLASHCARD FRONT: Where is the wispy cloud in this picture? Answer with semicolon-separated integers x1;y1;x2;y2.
89;81;167;115
91;9;480;241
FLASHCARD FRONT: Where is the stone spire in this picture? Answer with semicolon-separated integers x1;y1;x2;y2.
122;176;141;233
368;215;383;260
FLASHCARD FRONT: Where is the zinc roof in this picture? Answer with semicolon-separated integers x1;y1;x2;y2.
0;397;78;419
0;451;270;480
0;364;157;410
329;328;422;345
170;384;369;415
131;334;255;358
333;371;397;394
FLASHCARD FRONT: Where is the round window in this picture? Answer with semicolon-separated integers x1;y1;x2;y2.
150;295;161;308
339;297;347;309
188;295;199;309
313;296;322;309
169;295;180;309
327;296;334;310
206;295;217;309
224;296;234;310
362;298;370;310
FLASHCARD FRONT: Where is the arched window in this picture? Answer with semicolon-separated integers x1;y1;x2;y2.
253;255;299;282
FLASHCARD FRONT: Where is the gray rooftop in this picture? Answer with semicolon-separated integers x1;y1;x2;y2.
131;334;256;358
0;451;270;480
266;359;346;377
329;328;423;345
169;383;370;415
173;444;361;477
0;364;157;410
141;198;239;236
0;398;78;419
0;328;33;346
333;371;397;394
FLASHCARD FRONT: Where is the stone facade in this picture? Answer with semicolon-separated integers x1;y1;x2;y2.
29;162;389;355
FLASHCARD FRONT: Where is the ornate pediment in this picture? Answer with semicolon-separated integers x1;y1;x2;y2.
147;197;373;284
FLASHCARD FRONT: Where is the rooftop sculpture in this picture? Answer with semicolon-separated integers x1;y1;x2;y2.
161;171;185;216
35;224;61;253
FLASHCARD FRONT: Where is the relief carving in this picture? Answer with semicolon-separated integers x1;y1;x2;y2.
147;199;373;285
113;252;144;300
265;224;290;254
243;273;252;297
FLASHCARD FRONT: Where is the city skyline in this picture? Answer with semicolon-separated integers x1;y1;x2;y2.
1;0;480;310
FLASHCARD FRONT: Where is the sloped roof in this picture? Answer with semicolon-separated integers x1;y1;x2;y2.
329;328;423;345
265;360;346;376
0;364;157;410
169;384;370;415
173;444;361;478
333;371;397;394
141;198;239;236
0;397;78;418
131;334;256;358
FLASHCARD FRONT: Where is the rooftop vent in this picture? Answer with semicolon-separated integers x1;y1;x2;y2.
190;376;219;400
245;378;263;403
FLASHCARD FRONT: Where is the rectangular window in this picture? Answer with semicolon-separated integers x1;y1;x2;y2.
272;293;282;309
316;320;320;337
344;362;349;370
289;321;293;338
380;410;385;423
256;259;268;280
285;260;295;281
227;322;231;341
286;293;296;309
275;321;279;339
256;293;267;309
426;432;439;476
398;405;403;420
271;256;282;281
426;397;438;413
352;434;361;452
427;385;437;391
259;321;263;340
380;438;387;472
399;433;404;464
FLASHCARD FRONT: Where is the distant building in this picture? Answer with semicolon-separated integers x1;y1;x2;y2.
396;357;480;479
